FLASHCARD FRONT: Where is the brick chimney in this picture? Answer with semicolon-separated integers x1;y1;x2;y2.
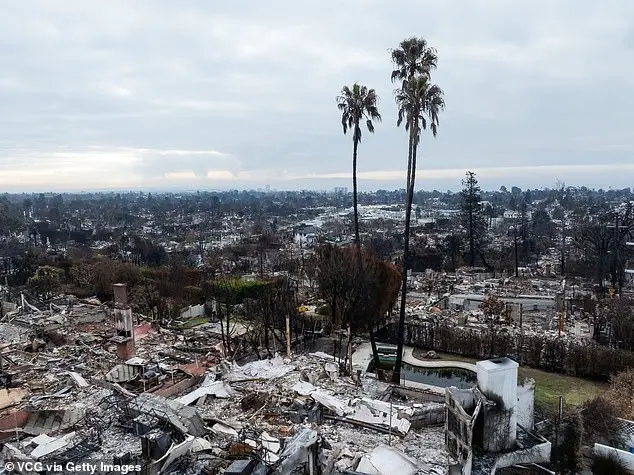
112;283;135;360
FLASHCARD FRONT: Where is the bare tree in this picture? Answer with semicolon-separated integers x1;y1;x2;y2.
574;205;634;292
315;244;400;368
351;251;401;367
480;295;511;357
600;297;634;350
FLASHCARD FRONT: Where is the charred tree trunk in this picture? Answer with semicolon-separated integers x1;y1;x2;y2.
263;317;272;358
368;320;381;368
225;303;232;355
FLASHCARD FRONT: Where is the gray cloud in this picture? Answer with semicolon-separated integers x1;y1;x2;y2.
1;0;634;191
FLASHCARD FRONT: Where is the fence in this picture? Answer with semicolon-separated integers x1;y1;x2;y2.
377;322;634;381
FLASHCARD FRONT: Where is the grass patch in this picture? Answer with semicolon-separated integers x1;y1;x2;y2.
421;350;607;414
520;366;607;415
179;316;210;329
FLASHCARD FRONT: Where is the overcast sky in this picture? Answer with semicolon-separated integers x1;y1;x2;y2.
2;0;634;192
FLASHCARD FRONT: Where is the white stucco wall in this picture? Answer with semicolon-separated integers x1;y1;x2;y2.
180;303;206;320
476;358;519;450
594;443;634;472
517;379;535;430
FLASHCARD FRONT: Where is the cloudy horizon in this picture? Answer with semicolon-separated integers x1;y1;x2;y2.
2;1;634;193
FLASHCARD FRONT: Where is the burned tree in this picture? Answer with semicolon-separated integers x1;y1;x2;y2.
442;233;462;272
315;244;360;334
600;297;634;350
242;276;297;359
574;204;634;293
480;295;511;357
316;244;400;367
351;250;401;368
206;278;271;357
575;223;615;291
27;265;62;299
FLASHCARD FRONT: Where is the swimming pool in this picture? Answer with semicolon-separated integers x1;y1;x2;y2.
367;360;477;389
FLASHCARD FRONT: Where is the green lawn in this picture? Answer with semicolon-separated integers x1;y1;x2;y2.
418;350;608;414
179;316;210;329
519;366;607;415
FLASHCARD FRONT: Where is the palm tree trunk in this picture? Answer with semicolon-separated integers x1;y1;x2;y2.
352;136;361;260
404;72;415;194
405;133;413;196
392;129;418;384
351;132;364;371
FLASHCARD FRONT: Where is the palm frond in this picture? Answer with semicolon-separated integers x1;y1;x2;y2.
393;73;445;139
390;36;439;85
337;82;381;140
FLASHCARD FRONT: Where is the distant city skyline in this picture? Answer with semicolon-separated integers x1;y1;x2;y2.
2;162;633;194
2;1;634;192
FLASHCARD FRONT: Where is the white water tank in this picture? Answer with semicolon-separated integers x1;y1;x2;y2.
476;357;519;451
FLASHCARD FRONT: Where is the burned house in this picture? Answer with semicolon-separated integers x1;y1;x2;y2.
446;358;551;475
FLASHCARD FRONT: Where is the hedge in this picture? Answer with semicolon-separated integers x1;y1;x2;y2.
377;322;634;381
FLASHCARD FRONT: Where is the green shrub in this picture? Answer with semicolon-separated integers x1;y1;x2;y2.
316;304;331;316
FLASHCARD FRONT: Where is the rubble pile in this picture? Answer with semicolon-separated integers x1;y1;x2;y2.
403;270;597;344
190;353;452;473
0;291;454;474
0;281;561;474
0;351;453;474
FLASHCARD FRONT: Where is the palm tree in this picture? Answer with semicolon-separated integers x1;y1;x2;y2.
391;60;445;385
390;36;438;83
390;37;438;204
336;83;381;258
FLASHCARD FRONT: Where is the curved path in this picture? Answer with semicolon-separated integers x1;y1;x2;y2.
353;342;476;372
402;347;477;372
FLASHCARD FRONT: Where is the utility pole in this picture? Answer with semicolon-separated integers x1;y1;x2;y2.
513;220;519;278
626;241;634;284
347;323;352;374
558;291;566;336
612;216;619;293
607;217;629;294
560;219;566;276
554;394;564;467
285;313;291;359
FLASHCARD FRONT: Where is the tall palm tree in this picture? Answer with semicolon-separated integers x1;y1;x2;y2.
391;37;438;83
390;37;438;202
391;65;445;385
336;83;381;258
